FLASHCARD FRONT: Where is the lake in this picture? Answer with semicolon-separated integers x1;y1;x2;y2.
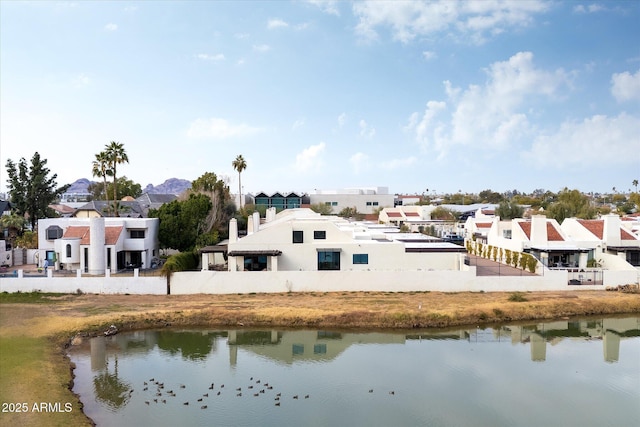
68;317;640;427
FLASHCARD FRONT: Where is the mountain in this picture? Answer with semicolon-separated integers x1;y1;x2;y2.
63;178;191;196
143;178;191;195
65;178;94;194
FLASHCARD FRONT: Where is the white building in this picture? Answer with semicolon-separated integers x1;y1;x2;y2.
221;208;466;273
37;217;160;274
309;187;394;214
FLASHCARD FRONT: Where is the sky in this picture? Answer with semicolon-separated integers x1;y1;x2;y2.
1;1;639;197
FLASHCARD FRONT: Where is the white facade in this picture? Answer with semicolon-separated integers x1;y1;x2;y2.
309;187;394;214
37;217;160;274
225;208;465;273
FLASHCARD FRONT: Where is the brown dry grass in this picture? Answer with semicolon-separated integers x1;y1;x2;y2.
0;290;639;427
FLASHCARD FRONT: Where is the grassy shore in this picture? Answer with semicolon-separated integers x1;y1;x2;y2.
0;290;639;427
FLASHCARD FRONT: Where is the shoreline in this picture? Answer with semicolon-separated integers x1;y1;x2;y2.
1;290;639;427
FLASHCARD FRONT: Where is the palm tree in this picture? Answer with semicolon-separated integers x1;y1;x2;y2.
91;151;110;201
633;179;638;193
104;141;129;216
232;155;247;210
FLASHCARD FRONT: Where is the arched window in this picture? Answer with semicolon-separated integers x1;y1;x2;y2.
66;244;72;258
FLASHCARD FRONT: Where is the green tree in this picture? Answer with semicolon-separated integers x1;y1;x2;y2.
496;201;524;220
104;141;129;216
546;188;596;223
5;152;67;229
478;189;504;204
338;206;362;220
232;155;247;210
309;203;333;215
91;151;110;201
190;171;232;234
88;176;142;201
149;193;213;252
0;213;27;250
429;206;459;221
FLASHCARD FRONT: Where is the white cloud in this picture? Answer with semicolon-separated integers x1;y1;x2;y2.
186;118;263;139
268;18;289;29
124;5;138;13
523;113;640;168
353;0;549;44
196;53;225;61
574;4;606;14
611;69;640;102
292;119;305;131
73;73;90;88
359;119;376;138
406;51;570;157
253;44;271;53
104;23;118;31
294;142;326;173
349;152;369;174
380;156;418;170
338;112;347;128
307;0;340;16
422;51;437;60
235;33;250;39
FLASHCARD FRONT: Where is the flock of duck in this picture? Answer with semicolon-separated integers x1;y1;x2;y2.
136;377;395;409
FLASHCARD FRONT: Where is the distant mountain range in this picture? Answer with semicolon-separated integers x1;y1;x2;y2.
64;178;192;196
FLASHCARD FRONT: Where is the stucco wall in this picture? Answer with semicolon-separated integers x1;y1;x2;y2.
0;274;166;294
167;268;602;294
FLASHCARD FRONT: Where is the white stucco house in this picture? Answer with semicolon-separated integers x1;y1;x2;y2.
220;208;466;274
309;187;395;215
37;217;160;274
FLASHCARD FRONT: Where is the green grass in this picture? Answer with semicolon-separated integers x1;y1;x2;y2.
0;291;69;304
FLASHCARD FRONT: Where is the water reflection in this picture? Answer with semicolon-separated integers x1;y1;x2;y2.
70;317;640;427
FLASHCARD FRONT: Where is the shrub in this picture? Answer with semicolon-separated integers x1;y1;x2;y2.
508;292;528;302
519;253;529;270
505;249;512;266
512;252;520;268
160;251;200;277
526;255;538;273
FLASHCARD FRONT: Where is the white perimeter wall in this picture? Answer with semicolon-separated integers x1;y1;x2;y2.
0;275;166;294
2;267;635;295
169;268;607;294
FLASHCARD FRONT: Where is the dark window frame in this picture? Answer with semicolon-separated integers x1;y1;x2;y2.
314;230;326;240
293;230;304;243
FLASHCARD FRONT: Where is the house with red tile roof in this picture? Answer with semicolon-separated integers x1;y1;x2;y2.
485;215;592;269
37;217;160;274
561;215;640;268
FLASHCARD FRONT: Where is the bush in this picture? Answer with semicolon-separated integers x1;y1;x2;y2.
160;251;200;277
512;252;520;268
508;292;528;302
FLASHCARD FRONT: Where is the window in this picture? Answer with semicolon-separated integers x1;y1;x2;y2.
366;201;372;206
325;202;332;206
66;244;72;258
293;230;304;244
353;254;368;264
292;344;304;355
130;230;145;239
46;226;63;240
318;251;340;270
331;202;338;206
314;230;326;240
503;230;512;239
373;201;379;206
314;344;327;354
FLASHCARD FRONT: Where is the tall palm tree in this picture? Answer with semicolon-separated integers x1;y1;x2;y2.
91;151;110;201
104;141;129;217
232;155;247;210
633;179;638;193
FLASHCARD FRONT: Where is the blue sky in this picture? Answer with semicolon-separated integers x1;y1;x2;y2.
1;1;639;197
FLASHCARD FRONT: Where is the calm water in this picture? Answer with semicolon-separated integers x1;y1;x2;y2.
68;318;640;427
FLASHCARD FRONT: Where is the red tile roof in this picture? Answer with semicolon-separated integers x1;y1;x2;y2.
517;221;564;241
476;222;492;228
577;219;638;241
387;212;403;218
518;222;531;239
405;212;420;217
63;226;123;245
546;223;564;241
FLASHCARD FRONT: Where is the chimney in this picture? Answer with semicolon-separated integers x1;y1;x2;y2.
530;215;547;245
252;211;260;233
229;218;238;243
603;214;621;246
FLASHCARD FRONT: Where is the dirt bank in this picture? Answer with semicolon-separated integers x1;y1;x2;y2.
1;290;639;427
